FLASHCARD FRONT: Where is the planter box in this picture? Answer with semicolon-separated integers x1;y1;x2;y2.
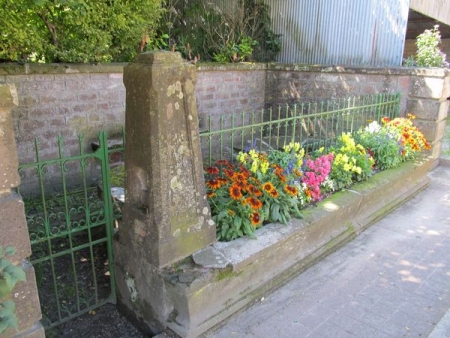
116;157;435;338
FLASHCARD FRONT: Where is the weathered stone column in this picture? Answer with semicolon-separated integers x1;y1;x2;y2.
407;68;450;167
0;84;44;337
114;52;216;335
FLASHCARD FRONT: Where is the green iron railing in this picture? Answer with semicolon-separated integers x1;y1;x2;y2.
200;93;400;165
18;131;124;329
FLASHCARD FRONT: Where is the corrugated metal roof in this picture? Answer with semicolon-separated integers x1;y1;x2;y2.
264;0;410;66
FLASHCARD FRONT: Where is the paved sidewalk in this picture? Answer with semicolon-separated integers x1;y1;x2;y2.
207;165;450;338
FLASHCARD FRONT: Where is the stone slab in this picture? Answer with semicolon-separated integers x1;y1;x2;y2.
0;193;31;261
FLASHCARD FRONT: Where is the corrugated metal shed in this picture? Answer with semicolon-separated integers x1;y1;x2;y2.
264;0;410;66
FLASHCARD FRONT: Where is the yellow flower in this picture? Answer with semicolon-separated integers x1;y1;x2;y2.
343;163;351;171
284;142;301;153
260;160;269;174
251;158;259;173
237;152;248;164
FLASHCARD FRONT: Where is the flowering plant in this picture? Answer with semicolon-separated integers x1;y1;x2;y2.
355;122;403;170
205;116;431;242
355;114;431;170
382;114;431;159
328;133;374;189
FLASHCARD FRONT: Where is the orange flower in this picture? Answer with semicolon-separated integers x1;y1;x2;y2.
276;172;287;182
248;184;263;197
218;177;228;185
269;188;279;198
305;188;312;198
250;212;261;226
229;184;243;200
381;116;391;124
206;179;221;189
293;169;303;177
233;172;247;183
246;197;263;210
284;185;298;196
228;209;235;216
206;192;215;198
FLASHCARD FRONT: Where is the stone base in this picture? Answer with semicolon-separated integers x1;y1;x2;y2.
114;156;435;338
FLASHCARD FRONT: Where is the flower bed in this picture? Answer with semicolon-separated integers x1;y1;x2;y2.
204;115;431;242
161;152;434;338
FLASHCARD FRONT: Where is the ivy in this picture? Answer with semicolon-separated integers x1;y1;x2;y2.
0;246;27;335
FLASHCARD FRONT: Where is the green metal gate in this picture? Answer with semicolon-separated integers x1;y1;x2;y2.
18;131;124;329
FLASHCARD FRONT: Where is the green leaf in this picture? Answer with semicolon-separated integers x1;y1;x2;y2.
4;247;15;257
0;259;8;271
233;216;242;230
271;203;280;222
0;320;9;334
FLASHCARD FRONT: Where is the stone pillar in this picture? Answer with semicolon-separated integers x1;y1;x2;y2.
407;69;450;166
114;52;216;334
0;84;44;337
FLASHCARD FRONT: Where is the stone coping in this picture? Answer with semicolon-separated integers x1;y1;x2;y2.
1;61;448;77
162;156;435;338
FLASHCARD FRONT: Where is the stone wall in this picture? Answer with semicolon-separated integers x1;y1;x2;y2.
1;61;449;191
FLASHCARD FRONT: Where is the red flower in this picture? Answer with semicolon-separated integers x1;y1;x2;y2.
206;166;219;175
250;212;261;226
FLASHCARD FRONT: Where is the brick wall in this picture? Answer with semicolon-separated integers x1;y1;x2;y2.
1;64;126;164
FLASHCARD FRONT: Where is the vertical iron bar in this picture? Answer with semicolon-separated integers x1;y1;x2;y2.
99;131;116;303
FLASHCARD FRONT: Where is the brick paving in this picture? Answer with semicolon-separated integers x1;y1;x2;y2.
208;166;450;338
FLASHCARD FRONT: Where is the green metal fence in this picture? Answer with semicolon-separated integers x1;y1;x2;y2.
18;131;124;329
200;93;400;165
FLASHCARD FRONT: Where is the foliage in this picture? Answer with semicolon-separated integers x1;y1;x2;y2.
158;0;281;62
213;36;258;63
403;25;448;68
355;122;403;170
0;246;26;334
0;0;163;63
328;133;374;190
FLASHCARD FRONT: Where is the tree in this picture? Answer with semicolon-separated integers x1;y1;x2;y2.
0;0;163;63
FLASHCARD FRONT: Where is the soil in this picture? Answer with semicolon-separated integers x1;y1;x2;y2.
46;303;152;338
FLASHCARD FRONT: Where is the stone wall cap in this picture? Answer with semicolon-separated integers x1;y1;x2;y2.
134;51;184;65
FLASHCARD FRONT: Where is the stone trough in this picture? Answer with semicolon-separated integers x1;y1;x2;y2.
116;156;435;338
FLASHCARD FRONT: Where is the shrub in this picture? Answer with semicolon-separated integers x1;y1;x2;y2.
403;25;448;68
159;0;281;62
0;0;163;63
